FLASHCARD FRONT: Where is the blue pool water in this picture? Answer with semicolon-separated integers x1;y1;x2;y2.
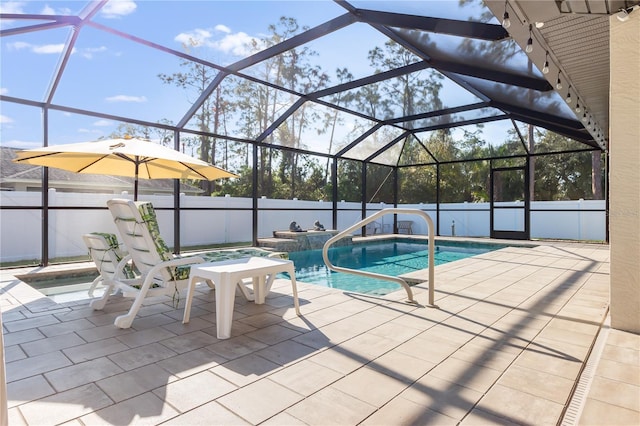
285;240;506;296
22;240;507;301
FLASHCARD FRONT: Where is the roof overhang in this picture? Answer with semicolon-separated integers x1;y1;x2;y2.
484;0;640;151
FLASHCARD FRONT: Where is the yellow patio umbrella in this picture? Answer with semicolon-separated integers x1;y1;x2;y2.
12;136;237;200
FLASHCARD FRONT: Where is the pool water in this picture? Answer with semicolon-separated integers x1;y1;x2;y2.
284;240;506;296
21;240;508;300
18;269;100;302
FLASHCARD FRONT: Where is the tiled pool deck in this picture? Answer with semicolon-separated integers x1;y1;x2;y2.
1;240;638;425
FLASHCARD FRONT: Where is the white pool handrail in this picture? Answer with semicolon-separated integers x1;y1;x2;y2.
322;208;436;306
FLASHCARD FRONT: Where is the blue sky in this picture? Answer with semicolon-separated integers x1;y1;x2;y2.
0;0;519;153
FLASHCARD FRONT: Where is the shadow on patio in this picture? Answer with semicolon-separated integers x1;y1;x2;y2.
1;241;617;425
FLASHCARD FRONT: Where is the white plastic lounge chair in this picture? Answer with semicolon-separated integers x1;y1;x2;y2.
104;199;208;328
365;221;382;234
104;198;288;328
83;232;137;303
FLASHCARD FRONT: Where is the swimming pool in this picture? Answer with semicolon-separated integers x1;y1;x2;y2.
21;239;508;300
285;239;507;296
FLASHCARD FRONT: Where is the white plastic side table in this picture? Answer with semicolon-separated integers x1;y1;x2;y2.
182;257;300;339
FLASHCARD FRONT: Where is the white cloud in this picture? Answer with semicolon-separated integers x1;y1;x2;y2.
0;88;8;95
93;119;113;127
175;29;213;48
40;5;72;15
174;25;256;56
215;24;231;34
6;41;30;51
215;32;255;56
78;128;102;134
33;44;66;54
79;46;108;59
105;95;147;103
7;41;76;55
101;0;136;18
0;2;25;14
0;115;14;124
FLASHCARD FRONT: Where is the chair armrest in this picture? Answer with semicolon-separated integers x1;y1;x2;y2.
113;254;133;280
147;255;205;279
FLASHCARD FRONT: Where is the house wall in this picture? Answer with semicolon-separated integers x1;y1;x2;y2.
609;11;640;334
0;312;7;426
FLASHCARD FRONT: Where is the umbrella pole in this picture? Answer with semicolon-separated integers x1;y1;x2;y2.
134;160;139;201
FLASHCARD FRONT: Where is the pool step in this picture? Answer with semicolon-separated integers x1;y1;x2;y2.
258;230;353;252
399;270;431;285
257;237;299;252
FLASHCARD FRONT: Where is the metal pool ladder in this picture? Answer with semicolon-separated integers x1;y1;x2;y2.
322;208;437;307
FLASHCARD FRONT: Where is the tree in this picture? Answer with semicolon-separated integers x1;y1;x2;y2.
533;130;599;200
318;67;357;184
158;44;239;195
592;150;604;199
231;17;330;200
337;159;363;202
361;40;444;203
367;40;443;121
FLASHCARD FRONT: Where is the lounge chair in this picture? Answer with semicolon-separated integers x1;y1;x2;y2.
82;232;137;305
103;198;287;328
365;221;382;235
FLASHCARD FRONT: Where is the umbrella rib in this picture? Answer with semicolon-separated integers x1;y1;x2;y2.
112;152;141;164
112;154;196;179
180;162;209;180
14;152;59;162
141;157;152;180
76;154;112;173
16;152;112;173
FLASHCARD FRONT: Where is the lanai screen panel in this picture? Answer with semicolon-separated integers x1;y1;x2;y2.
512;121;597;154
50;26;191;124
366;163;395;204
319;66;457;123
270;101;376;156
336;158;363;202
240;21;394;84
425;70;487;112
0;27;69;103
177;129;250;172
369;136;406;166
446;121;528;160
405;106;506;131
342;125;405;163
0;0;599;164
439;161;491;203
398;164;438;204
89;1;341;65
0;103;44;149
398;135;436;166
458;74;574;120
533;151;601;201
45;110;158;147
182;75;304;141
347;0;497;22
413;126;527;163
396;30;534;78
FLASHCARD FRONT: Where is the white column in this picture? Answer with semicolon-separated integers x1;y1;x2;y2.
609;11;640;333
1;309;8;426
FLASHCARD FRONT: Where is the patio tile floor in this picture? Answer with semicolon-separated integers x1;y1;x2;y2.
2;240;639;425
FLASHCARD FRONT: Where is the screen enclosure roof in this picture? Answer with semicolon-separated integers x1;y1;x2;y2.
1;0;625;167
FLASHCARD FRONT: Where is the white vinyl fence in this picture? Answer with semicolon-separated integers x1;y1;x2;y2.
0;190;606;263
